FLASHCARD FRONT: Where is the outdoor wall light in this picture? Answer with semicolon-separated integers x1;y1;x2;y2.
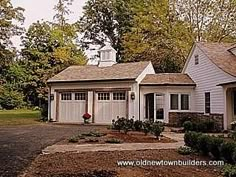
50;94;54;101
131;92;135;100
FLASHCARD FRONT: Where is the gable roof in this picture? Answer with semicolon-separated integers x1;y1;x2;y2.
192;42;236;77
140;73;196;86
47;61;150;83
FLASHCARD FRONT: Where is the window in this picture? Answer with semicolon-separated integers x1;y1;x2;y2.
195;55;199;65
75;93;86;100
113;92;126;100
205;92;211;113
61;93;72;100
181;94;189;110
170;94;179;110
98;93;110;100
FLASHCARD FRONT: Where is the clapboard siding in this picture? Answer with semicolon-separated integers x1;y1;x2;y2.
184;44;235;114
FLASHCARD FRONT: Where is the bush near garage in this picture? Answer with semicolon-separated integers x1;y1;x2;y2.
111;118;164;137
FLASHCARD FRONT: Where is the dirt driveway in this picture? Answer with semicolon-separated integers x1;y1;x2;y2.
0;124;105;177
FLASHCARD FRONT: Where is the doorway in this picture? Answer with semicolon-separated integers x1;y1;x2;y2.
145;93;165;122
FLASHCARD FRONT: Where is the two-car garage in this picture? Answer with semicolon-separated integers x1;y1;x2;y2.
57;91;128;124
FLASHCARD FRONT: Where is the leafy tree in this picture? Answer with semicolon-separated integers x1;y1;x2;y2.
21;0;87;106
173;0;236;42
0;85;25;110
122;0;193;72
0;0;24;72
78;0;133;59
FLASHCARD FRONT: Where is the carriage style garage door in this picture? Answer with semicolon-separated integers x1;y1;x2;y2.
58;92;87;123
95;92;127;124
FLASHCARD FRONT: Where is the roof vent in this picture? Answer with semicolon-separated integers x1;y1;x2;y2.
98;44;117;67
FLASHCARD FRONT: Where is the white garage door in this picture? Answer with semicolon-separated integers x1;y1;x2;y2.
59;92;86;123
95;92;127;124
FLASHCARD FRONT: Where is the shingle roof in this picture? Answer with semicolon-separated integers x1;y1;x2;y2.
47;61;150;83
197;42;236;77
140;73;196;86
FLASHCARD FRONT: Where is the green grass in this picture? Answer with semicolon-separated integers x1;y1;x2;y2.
0;109;41;126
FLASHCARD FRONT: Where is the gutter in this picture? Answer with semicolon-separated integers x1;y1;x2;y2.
47;78;137;84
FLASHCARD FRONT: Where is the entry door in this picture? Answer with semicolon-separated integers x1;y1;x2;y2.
145;93;154;122
154;94;165;121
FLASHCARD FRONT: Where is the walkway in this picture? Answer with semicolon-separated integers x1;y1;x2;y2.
43;132;185;154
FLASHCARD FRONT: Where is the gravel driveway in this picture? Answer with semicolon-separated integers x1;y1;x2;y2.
0;124;105;177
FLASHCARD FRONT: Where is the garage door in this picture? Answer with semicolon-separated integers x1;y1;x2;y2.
95;92;127;124
59;92;87;123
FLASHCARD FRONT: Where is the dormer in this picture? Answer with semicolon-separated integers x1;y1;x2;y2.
228;44;236;56
98;44;117;67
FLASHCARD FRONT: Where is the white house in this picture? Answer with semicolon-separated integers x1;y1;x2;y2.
47;42;236;130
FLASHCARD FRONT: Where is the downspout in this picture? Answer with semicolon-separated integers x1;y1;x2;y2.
48;85;51;122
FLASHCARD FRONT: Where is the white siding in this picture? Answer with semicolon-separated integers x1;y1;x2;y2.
130;62;155;120
184;45;236;114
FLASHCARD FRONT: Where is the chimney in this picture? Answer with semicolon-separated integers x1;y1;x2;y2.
98;44;117;67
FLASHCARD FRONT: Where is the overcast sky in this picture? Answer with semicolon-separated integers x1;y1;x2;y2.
11;0;87;48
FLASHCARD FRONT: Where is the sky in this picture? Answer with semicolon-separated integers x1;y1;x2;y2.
11;0;87;49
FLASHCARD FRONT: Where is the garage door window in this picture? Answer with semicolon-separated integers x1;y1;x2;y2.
113;92;126;100
75;93;86;100
61;93;72;100
98;93;110;100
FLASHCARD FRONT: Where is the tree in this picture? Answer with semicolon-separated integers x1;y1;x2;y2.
53;0;73;27
173;0;236;42
21;20;86;106
122;0;193;72
0;0;24;71
78;0;133;60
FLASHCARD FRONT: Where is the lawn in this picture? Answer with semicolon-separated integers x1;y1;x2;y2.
0;109;41;126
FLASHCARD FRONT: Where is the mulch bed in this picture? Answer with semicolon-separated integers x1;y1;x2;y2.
23;149;223;177
59;130;177;144
104;131;176;143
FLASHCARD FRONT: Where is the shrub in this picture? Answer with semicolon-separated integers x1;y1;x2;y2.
232;148;236;164
220;142;236;163
183;120;216;133
105;138;121;144
197;134;210;155
195;122;208;133
183;121;193;132
205;120;215;131
177;146;193;155
142;120;152;135
208;136;224;160
229;131;236;141
68;136;79;143
222;164;236;177
0;87;25;109
151;121;164;139
123;118;134;134
184;131;202;150
112;118;126;132
134;120;143;131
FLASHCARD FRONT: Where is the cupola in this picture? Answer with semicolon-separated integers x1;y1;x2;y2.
98;44;117;67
